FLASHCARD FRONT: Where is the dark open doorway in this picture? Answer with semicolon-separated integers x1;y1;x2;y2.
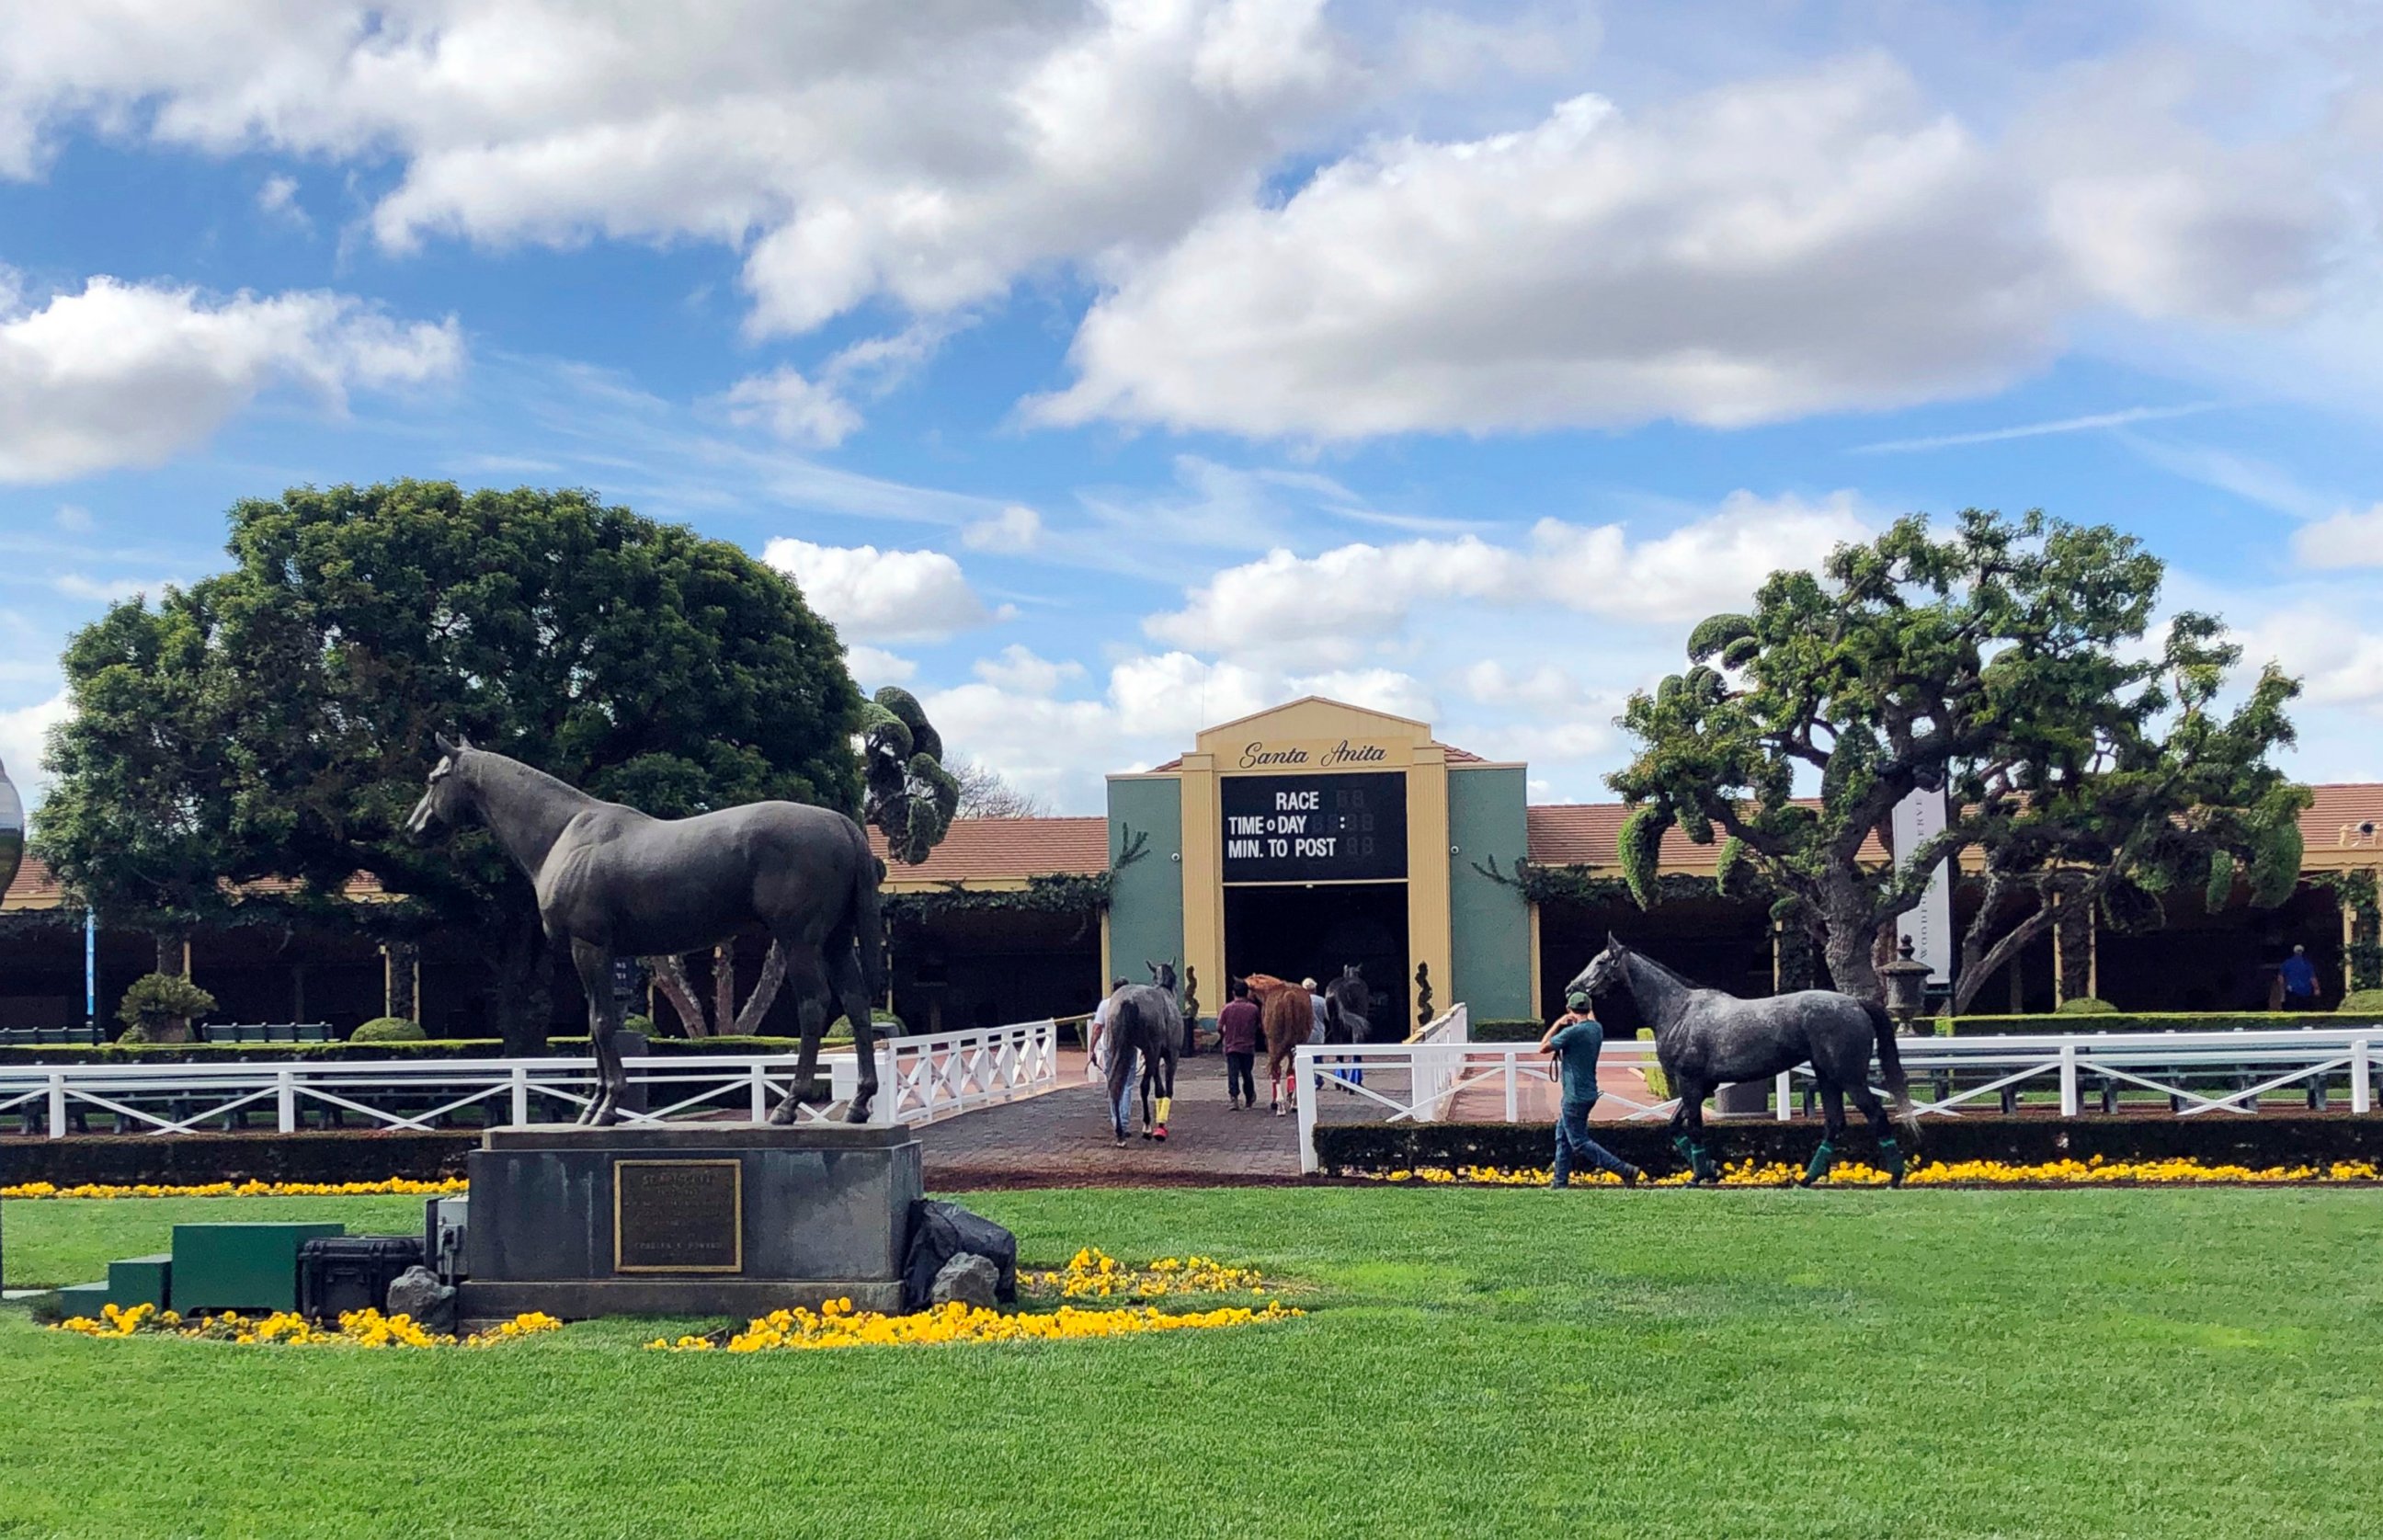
1224;882;1408;1041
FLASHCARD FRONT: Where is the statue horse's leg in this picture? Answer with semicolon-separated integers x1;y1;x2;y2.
568;940;622;1127
827;941;878;1124
1843;1079;1904;1185
767;941;833;1125
1803;1083;1846;1186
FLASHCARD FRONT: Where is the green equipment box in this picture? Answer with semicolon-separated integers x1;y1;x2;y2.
171;1223;345;1313
107;1254;173;1311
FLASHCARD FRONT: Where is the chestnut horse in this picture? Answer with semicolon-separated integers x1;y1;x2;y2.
1242;974;1313;1116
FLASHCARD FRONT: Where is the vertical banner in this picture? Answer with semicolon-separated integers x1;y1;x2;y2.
85;908;97;1025
1891;787;1952;985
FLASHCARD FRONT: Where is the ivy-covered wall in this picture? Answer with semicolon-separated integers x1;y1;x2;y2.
1449;767;1531;1021
1106;776;1184;995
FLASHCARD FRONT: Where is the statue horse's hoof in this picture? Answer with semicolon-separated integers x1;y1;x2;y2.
842;1099;874;1124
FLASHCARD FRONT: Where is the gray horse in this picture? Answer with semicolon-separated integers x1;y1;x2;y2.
405;734;884;1126
1568;937;1915;1185
1103;961;1180;1145
1322;964;1370;1089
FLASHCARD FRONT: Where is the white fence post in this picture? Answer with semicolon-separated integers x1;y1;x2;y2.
47;1072;65;1138
1774;1068;1793;1122
1503;1052;1518;1123
749;1062;769;1123
509;1065;530;1127
2354;1038;2372;1116
276;1068;297;1134
2058;1044;2080;1117
1295;1045;1320;1174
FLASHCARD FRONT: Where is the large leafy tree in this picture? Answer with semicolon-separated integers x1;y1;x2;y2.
1611;508;2305;1003
40;481;936;1052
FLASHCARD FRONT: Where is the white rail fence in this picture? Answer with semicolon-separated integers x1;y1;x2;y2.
1295;1022;2383;1174
0;1019;1060;1139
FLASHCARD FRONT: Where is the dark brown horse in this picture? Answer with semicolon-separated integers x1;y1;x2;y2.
405;735;884;1125
1243;974;1312;1116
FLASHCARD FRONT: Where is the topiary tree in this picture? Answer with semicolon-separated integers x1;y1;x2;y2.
859;686;960;865
2054;997;2118;1015
117;973;218;1044
1613;508;2305;1004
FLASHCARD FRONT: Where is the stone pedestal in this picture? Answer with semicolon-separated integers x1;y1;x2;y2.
455;1123;920;1326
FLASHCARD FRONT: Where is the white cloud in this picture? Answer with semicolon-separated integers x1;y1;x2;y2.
2291;505;2383;570
722;366;861;449
1146;491;1870;661
843;644;916;685
257;172;307;227
0;1;1342;345
52;504;91;531
760;537;998;642
973;645;1082;695
0;690;69;813
52;574;175;603
1038;52;2350;438
1457;660;1589;713
962;504;1043;554
0;272;461;483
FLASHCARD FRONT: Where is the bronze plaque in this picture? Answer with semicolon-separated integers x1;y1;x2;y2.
612;1159;744;1273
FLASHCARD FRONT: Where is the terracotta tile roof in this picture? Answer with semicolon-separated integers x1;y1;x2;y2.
1527;801;1884;870
872;816;1109;884
2302;783;2383;858
2;853;388;910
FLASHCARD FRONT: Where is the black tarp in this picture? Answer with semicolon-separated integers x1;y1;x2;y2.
902;1200;1018;1311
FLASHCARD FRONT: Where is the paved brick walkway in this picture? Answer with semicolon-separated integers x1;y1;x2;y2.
918;1044;1659;1187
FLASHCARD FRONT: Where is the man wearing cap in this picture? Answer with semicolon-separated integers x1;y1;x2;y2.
1538;991;1643;1188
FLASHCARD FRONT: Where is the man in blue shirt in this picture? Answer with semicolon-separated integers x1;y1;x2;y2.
1538;991;1643;1188
2280;944;2320;1009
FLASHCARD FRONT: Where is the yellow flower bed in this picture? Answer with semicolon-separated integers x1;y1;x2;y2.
4;1177;468;1201
1021;1247;1273;1299
1360;1157;2383;1187
647;1295;1303;1352
51;1300;560;1348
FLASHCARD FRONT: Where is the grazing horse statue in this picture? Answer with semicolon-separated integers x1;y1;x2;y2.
1244;974;1312;1116
405;734;885;1126
1102;961;1180;1144
1568;936;1915;1185
1322;964;1371;1089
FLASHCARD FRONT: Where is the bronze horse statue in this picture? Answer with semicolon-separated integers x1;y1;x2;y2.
405;734;884;1125
1568;937;1915;1185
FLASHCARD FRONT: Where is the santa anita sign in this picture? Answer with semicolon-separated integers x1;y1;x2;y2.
1234;738;1395;770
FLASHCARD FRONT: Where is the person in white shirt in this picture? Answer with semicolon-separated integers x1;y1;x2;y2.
1087;977;1127;1074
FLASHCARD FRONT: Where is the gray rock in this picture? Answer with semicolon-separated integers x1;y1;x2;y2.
929;1252;1000;1312
386;1265;457;1332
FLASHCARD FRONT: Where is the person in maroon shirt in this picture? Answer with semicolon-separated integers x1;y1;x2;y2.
1216;978;1262;1110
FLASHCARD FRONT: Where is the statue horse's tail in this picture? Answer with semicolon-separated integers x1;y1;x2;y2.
1863;999;1920;1130
854;842;887;1001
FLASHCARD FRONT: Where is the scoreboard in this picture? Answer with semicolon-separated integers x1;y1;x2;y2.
1219;771;1407;884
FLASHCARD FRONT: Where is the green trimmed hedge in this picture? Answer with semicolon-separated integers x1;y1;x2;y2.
1315;1113;2383;1179
1472;1020;1543;1043
0;1034;846;1067
0;1131;477;1188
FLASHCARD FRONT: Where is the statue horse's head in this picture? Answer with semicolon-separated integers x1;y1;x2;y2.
1566;933;1633;1005
403;732;477;840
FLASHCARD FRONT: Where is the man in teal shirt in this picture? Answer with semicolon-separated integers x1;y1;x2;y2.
1538;991;1643;1188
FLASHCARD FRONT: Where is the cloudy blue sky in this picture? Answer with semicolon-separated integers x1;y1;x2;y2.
6;1;2383;814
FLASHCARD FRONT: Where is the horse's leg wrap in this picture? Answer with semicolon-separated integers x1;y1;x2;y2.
1878;1135;1906;1186
1801;1140;1836;1187
1673;1134;1716;1181
1154;1095;1171;1139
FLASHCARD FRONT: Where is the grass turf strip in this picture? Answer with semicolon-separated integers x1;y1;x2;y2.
3;1186;2379;1539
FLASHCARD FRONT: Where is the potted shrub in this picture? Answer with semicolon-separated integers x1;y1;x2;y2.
116;973;218;1044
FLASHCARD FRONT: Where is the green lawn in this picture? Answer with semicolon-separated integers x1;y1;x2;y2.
3;1186;2379;1539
